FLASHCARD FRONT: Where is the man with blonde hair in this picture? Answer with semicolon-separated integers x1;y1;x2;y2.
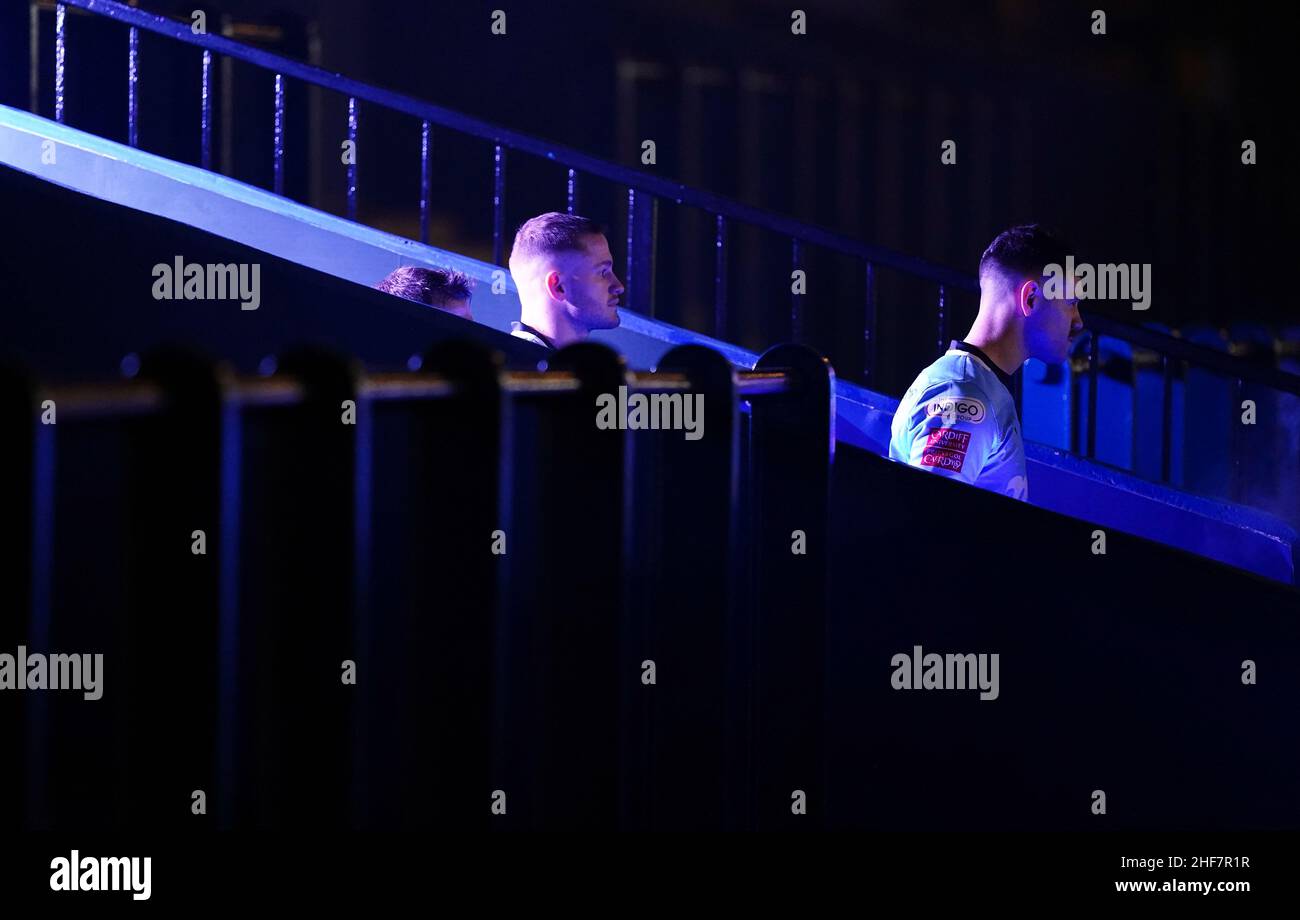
506;212;624;349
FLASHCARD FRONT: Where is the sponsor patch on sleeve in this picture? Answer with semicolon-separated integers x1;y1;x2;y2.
925;427;970;452
925;395;986;424
921;448;966;471
920;427;970;472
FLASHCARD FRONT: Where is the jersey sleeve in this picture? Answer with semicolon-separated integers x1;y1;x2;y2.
892;380;998;486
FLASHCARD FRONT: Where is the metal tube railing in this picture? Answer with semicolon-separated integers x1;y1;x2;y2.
42;380;166;418
227;378;305;407
41;366;798;418
51;0;977;287
1088;316;1300;397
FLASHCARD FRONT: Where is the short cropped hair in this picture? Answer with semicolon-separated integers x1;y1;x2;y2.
978;224;1072;289
509;212;606;266
375;266;474;307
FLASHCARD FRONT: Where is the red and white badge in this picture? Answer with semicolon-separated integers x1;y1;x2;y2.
920;427;970;471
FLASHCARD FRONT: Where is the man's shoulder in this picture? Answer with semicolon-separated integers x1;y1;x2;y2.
923;351;990;388
509;324;551;349
899;356;993;414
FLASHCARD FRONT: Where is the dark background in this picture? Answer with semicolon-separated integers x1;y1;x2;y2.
3;0;1297;393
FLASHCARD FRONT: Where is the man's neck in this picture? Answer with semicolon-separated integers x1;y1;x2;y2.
961;322;1025;379
520;308;586;349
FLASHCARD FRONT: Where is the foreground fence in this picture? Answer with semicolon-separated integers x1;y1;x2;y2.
1;339;835;830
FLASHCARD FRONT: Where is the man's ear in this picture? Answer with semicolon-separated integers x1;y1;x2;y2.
1019;279;1037;317
545;270;565;301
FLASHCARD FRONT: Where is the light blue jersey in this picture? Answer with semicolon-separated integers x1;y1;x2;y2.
889;341;1028;501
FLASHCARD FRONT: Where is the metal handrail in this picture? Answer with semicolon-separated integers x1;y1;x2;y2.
42;366;797;418
38;0;967;387
1086;316;1300;398
50;0;976;290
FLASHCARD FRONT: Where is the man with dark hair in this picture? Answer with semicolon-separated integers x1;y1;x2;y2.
889;224;1084;500
507;212;624;349
375;266;475;321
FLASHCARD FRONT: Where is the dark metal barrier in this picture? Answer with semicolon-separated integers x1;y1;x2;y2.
4;339;829;830
491;344;630;830
355;343;504;830
3;356;222;829
826;440;1300;830
0;368;38;831
9;337;1295;831
748;345;836;830
627;344;742;830
224;351;360;829
119;353;222;829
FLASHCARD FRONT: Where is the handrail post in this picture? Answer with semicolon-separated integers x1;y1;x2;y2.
419;120;431;243
127;26;139;147
492;144;506;266
28;2;40;113
936;284;948;356
566;168;580;214
346;96;358;221
625;188;657;317
200;49;212;169
1086;333;1099;459
273;73;285;196
791;238;804;343
1161;354;1174;483
863;261;877;388
54;3;66;123
1230;377;1244;503
713;215;728;339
